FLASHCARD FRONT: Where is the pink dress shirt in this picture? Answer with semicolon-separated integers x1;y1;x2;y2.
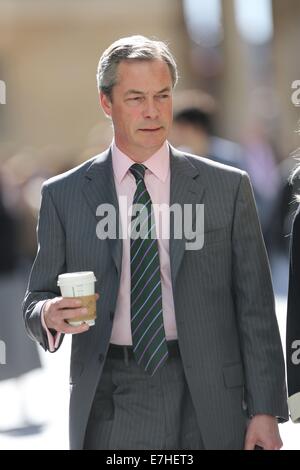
42;140;177;350
110;140;177;345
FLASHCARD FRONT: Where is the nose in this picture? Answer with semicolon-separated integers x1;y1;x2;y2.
142;97;159;120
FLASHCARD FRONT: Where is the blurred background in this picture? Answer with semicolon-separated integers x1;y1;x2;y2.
0;0;299;449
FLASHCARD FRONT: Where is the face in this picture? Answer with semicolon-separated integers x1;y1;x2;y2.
100;59;173;161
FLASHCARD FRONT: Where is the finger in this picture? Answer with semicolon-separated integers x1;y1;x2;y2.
262;439;282;451
277;438;283;450
95;293;100;301
244;439;256;450
56;297;83;309
60;322;90;335
62;307;89;320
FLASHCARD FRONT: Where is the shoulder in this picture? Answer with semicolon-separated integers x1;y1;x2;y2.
171;146;248;186
41;149;109;194
187;152;244;176
42;157;96;191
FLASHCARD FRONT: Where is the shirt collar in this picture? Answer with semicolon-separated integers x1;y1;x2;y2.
111;139;170;183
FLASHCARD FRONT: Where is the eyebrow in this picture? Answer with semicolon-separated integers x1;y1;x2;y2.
124;87;171;97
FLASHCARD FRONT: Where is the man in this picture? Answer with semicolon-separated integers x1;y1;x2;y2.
23;35;288;450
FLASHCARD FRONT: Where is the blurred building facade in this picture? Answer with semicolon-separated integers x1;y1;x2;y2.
0;0;194;165
0;0;299;257
0;0;299;163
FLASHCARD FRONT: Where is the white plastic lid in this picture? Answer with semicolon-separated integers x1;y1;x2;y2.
57;271;96;286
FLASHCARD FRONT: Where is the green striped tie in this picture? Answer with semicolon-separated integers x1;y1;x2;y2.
130;163;168;376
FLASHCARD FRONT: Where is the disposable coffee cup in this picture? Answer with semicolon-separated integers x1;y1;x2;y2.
57;271;97;326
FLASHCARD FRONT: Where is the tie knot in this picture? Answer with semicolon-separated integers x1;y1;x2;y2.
130;163;146;182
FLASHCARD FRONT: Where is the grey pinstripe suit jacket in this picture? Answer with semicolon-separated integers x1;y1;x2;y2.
23;145;288;449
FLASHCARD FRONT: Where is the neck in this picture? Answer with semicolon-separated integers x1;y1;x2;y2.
114;140;165;163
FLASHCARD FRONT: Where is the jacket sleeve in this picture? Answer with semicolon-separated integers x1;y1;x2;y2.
232;172;288;422
286;205;300;422
22;183;65;352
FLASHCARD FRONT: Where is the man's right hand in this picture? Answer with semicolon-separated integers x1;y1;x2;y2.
43;294;99;334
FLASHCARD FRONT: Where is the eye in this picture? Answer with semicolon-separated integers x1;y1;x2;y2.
157;94;169;100
127;96;143;102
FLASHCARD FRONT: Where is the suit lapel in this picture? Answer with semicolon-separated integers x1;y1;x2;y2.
169;145;205;288
82;148;122;278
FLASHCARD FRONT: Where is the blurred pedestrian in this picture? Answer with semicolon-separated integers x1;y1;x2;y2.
0;178;41;426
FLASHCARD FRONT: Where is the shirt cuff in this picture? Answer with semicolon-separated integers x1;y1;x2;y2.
288;392;300;423
41;302;62;352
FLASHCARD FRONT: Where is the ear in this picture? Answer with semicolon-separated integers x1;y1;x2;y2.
100;91;112;118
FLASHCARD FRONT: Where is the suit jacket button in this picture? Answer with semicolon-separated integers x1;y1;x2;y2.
98;353;105;363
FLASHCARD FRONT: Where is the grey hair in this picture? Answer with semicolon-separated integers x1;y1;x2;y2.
96;35;178;100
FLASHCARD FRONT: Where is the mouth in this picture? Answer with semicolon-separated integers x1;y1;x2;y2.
139;127;162;132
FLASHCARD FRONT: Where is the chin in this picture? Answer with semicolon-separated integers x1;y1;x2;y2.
141;134;165;147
